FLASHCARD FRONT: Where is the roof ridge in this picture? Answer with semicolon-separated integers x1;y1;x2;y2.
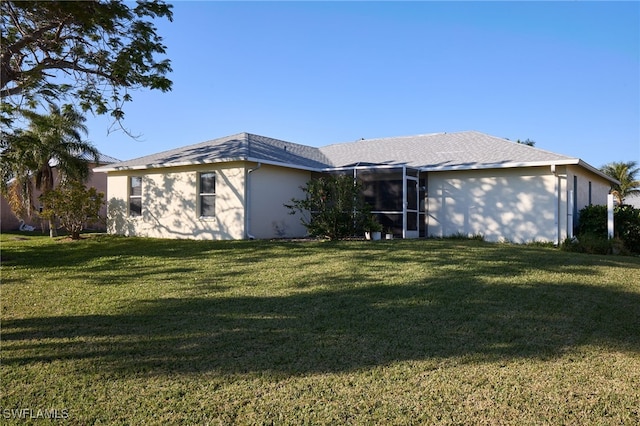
245;132;323;150
480;132;577;160
323;130;520;147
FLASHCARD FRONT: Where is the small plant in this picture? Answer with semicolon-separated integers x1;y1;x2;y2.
443;232;485;241
365;216;383;232
526;240;555;248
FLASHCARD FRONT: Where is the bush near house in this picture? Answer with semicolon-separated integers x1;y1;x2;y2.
569;204;640;254
286;174;372;240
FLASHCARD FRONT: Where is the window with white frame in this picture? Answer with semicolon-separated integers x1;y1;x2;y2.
129;176;142;217
199;172;216;217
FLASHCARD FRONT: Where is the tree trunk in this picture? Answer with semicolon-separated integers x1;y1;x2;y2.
48;217;57;237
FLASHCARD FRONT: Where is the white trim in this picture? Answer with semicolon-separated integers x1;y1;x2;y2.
94;156;322;173
420;159;616;184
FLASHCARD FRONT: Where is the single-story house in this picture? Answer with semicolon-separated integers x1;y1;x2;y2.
94;131;616;243
1;152;120;232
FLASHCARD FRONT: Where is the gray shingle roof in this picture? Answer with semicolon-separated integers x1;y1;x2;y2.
320;131;576;169
97;133;332;171
96;130;590;174
49;151;120;167
88;152;120;164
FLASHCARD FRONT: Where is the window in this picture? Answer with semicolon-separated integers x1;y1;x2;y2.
199;172;216;217
129;176;142;217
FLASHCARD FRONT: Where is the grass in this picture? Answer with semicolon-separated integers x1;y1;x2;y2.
1;233;639;425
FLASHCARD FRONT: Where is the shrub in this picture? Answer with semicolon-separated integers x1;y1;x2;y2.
39;181;104;240
572;204;640;254
285;175;372;240
615;205;640;253
561;235;628;255
576;204;608;237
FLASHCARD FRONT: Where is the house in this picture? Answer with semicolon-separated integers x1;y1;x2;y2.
94;131;616;243
627;195;640;209
1;152;120;232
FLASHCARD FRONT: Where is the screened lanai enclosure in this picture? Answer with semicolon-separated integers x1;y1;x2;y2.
322;166;427;238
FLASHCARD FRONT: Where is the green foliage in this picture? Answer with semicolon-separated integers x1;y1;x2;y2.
39;180;104;239
438;232;485;241
600;161;640;205
364;215;383;232
561;235;628;255
516;138;536;147
576;204;608;237
571;204;640;254
615;205;640;253
1;103;98;236
286;174;372;240
1;0;173;125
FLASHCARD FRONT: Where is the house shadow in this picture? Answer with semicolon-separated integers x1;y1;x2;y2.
4;262;639;377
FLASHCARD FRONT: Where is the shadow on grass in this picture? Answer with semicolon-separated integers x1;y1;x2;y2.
4;274;639;376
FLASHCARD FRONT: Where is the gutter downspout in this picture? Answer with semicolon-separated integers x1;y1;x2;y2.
246;162;262;239
551;164;559;246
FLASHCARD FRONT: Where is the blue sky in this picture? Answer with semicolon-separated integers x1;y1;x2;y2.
86;1;640;168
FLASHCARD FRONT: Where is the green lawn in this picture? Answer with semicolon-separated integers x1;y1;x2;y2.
1;234;639;425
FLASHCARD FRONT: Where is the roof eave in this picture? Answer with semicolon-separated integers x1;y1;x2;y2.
421;158;618;184
576;159;619;184
420;159;580;172
93;157;247;172
245;157;326;172
94;156;328;173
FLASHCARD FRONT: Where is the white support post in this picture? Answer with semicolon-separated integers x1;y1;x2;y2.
567;189;574;239
402;166;407;239
607;194;614;239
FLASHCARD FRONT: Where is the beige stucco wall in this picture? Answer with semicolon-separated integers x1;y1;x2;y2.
105;162;246;240
426;167;558;243
550;164;612;239
247;164;310;239
102;160;615;242
426;165;614;243
567;164;612;211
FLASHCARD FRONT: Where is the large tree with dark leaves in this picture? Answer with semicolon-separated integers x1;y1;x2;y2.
1;0;173;124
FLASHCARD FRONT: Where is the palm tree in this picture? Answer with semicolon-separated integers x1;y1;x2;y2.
1;103;99;236
0;130;40;220
601;161;640;205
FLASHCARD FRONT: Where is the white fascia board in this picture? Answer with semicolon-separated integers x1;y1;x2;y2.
93;157;246;172
577;159;619;184
421;159;579;172
94;157;324;173
244;157;324;172
325;164;411;172
421;158;618;184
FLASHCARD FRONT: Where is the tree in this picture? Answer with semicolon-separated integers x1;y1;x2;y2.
40;180;104;240
1;0;173;126
516;139;536;147
0;130;39;220
285;174;372;240
600;161;640;205
0;103;99;236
